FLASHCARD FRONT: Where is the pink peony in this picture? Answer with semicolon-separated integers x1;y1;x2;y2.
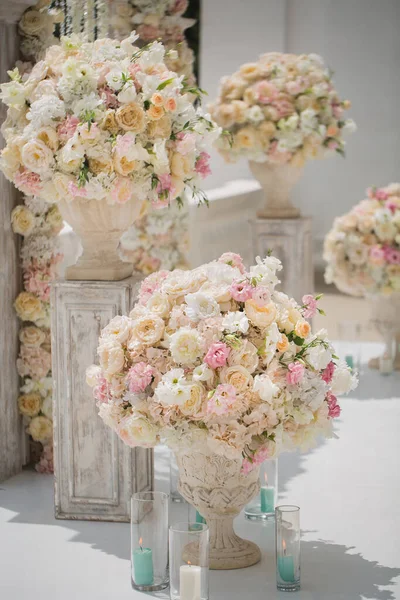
286;362;305;385
375;188;389;201
14;169;42;195
369;245;386;265
230;280;253;302
385;200;397;213
207;383;237;415
138;270;169;304
204;342;230;369
57;115;79;142
94;377;109;403
272;97;295;118
194;152;211;179
327;391;341;418
254;81;279;104
128;362;154;393
302;294;318;319
384;246;400;265
24;265;53;302
218;252;246;274
322;361;335;384
17;345;52;381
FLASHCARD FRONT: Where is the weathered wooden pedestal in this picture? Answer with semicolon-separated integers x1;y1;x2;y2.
250;217;314;301
51;276;153;522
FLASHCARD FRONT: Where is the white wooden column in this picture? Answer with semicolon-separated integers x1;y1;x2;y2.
51;276;153;521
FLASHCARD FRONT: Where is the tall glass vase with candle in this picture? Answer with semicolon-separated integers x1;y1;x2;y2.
169;522;209;600
131;492;169;591
245;458;278;521
275;505;300;591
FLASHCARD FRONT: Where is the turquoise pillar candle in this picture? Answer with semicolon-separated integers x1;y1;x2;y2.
195;510;206;524
132;546;154;586
345;355;354;369
260;486;275;513
277;555;295;583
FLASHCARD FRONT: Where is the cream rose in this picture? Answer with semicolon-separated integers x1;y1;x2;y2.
170;153;193;180
98;340;125;377
245;299;277;329
101;315;132;344
279;307;303;334
146;292;171;319
180;382;205;416
14;292;45;322
89;156;113;175
101;110;120;134
220;365;253;392
117;413;159;448
227;340;259;373
146;115;172;139
52;172;74;200
162;271;206;300
19;326;46;347
37;127;59;152
21;139;54;174
129;314;165;347
169;327;204;366
19;9;47;36
11;205;35;236
234;127;258;150
115;103;145;133
27;415;53;443
18;393;42;418
113;149;138;176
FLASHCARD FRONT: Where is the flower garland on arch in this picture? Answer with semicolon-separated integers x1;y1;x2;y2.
112;0;196;274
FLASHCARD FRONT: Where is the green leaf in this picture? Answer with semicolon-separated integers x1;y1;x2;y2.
143;100;151;110
156;77;175;91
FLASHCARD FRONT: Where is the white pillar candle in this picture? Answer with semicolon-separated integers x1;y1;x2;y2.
179;564;201;600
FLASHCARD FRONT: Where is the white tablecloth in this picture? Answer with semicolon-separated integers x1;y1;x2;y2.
1;344;400;600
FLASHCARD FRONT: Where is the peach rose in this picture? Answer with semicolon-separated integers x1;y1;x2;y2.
276;334;289;353
148;105;165;120
151;93;164;107
294;320;311;339
164;97;177;112
245;299;277;329
115;103;145;132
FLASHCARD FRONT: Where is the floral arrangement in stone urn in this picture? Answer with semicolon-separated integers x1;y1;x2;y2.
209;52;355;218
86;252;357;569
324;183;400;369
0;33;220;280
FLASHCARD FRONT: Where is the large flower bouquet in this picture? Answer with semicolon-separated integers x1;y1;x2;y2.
87;253;356;469
324;184;400;296
0;33;219;208
209;52;355;166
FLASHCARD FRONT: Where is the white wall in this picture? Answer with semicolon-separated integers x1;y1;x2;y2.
201;0;400;257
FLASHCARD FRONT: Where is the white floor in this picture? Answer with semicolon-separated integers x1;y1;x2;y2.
1;344;400;600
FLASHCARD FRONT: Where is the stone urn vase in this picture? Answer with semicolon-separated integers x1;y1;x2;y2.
249;161;303;219
176;449;261;570
368;293;400;370
58;197;146;281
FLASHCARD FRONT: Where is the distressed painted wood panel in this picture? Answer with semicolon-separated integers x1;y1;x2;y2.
0;20;22;482
250;217;314;302
51;276;153;521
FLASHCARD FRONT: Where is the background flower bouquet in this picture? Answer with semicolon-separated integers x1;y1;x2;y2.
87;252;357;567
0;32;220;278
209;52;355;218
324;184;400;297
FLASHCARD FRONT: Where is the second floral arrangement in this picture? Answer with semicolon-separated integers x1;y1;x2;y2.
87;253;357;468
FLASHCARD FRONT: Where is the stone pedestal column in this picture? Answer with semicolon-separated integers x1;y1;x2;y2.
51;276;153;521
250;217;314;301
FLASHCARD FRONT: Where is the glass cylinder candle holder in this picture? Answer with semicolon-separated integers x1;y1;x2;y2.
245;458;278;521
170;451;185;503
169;522;209;600
131;491;169;592
275;505;300;592
337;320;361;372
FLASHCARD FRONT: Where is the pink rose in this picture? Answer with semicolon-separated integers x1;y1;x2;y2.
101;86;118;108
94;377;109;403
254;81;279;104
322;361;335;384
302;294;318;319
369;245;386;266
194;152;211;179
252;286;271;307
230;280;253;302
384;246;400;265
14;169;42;195
327;140;339;151
207;383;236;415
286;362;305;385
385;200;397;213
218;252;245;274
138;270;169;304
204;342;230;369
17;345;52;381
272;97;295;118
375;188;389;201
24;265;53;302
154;173;176;208
127;362;154;393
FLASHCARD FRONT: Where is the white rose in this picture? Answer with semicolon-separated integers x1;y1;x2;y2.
220;365;253;392
129;314;165;347
222;311;249;334
184;292;220;321
162;270;206;299
101;315;132;344
307;345;332;371
169;327;204;365
98;340;125;378
253;374;279;403
331;362;358;395
21;139;54;174
118;413;159;448
146;293;170;319
86;364;102;387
